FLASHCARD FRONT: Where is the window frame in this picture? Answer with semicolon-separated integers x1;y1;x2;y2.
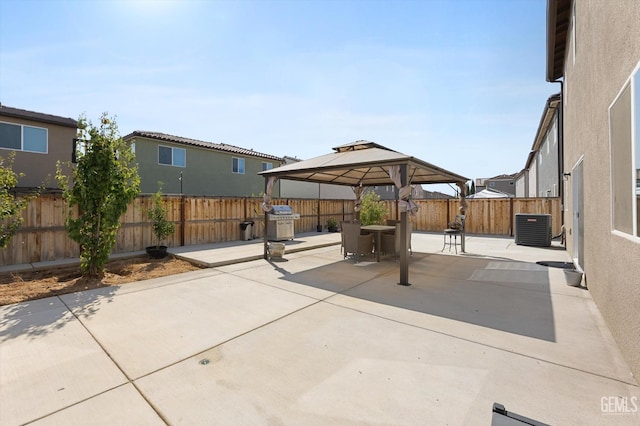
0;121;48;154
571;0;576;65
232;157;245;174
261;162;273;171
609;60;640;239
157;145;186;168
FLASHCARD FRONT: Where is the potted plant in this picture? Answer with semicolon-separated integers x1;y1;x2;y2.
326;217;338;232
146;187;176;259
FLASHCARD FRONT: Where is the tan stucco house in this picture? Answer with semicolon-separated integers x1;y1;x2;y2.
547;0;640;378
0;104;78;190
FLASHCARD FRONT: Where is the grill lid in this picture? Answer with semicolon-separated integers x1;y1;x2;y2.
270;205;293;215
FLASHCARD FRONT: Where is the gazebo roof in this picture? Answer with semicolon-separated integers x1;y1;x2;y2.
259;141;468;186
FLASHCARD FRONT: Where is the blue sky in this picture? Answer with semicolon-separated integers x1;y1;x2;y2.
0;0;557;194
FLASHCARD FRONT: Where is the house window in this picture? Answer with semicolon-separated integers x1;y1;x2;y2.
158;145;186;167
571;1;576;65
609;61;640;237
261;162;272;171
232;157;245;174
0;122;48;153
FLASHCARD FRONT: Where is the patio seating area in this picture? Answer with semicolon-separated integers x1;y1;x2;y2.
1;232;638;425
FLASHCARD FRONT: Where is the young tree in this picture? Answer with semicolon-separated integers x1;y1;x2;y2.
0;152;31;247
57;113;140;277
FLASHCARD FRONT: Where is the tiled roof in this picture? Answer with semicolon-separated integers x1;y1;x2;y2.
124;131;282;162
0;104;77;128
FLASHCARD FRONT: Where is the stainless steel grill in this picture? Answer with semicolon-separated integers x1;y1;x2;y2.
267;205;300;241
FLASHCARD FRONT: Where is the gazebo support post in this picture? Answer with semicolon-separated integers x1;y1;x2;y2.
457;181;468;253
263;178;269;260
399;164;410;286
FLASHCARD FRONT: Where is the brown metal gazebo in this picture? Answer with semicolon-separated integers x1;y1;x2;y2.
259;140;469;286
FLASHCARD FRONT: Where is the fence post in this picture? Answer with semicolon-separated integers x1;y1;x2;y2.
509;198;514;236
180;195;186;246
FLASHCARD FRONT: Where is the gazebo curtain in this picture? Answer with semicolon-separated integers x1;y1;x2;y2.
352;184;365;213
261;176;278;212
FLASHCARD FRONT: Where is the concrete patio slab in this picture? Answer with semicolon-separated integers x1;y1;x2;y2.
135;301;639;425
1;232;638;425
30;384;164;426
169;232;341;267
60;272;318;379
329;253;635;385
0;298;127;425
217;252;404;300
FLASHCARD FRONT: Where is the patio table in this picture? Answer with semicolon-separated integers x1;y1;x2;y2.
361;225;396;262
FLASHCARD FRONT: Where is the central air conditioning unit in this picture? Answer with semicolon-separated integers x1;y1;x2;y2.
514;214;552;247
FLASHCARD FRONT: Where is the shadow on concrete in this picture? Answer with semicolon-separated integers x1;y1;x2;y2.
279;252;556;342
0;288;116;341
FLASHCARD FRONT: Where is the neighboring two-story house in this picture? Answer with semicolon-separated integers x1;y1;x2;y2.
515;93;562;198
483;173;517;196
546;0;640;379
279;156;355;199
0;104;77;190
123;131;283;196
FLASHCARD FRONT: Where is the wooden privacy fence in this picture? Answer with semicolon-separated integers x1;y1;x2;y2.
1;194;561;267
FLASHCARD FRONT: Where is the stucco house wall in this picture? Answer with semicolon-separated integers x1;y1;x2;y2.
527;162;538;197
517;94;561;198
515;172;526;197
537;119;559;197
548;0;640;379
0;104;77;190
279;157;355;199
125;132;282;197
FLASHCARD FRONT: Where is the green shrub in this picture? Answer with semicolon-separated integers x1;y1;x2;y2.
0;152;38;248
359;190;388;226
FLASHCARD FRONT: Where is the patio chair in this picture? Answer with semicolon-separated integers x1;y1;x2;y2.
342;222;374;262
340;220;360;254
442;215;465;253
381;222;412;260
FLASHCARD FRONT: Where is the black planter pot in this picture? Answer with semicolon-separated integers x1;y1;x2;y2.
146;246;168;259
317;225;323;232
328;226;338;233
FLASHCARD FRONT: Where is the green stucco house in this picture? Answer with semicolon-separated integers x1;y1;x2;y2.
123;131;283;196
